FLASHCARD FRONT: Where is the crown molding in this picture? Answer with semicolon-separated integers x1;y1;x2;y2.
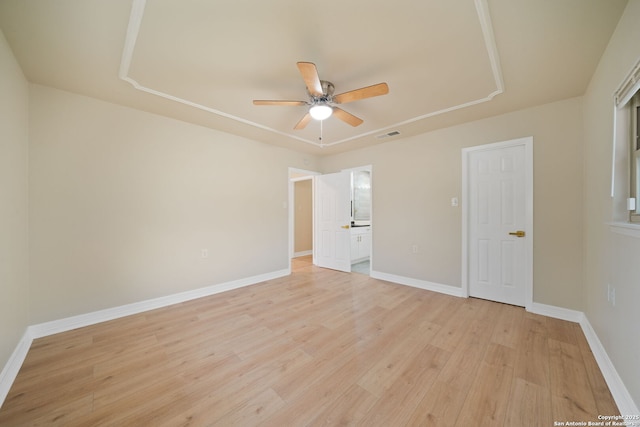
119;0;504;148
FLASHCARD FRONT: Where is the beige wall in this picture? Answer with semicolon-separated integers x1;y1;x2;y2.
0;31;30;368
28;85;318;323
3;2;638;409
294;179;312;254
321;97;584;310
582;0;640;409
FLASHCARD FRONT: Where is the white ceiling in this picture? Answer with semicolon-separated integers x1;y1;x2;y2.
0;0;628;155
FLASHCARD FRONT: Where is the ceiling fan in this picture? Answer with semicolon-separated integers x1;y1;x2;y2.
253;62;389;130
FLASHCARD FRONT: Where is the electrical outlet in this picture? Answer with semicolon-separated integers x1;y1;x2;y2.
201;249;208;258
411;244;418;254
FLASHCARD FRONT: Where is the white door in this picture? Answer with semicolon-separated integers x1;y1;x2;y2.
314;172;352;272
466;138;532;307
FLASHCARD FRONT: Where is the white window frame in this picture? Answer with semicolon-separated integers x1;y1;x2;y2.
631;92;640;223
612;57;640;224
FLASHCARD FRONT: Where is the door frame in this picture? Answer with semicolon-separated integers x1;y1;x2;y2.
461;137;533;311
287;165;373;274
288;167;321;272
341;165;373;275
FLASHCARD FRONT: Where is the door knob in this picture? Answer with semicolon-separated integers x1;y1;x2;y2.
508;230;526;237
341;225;350;229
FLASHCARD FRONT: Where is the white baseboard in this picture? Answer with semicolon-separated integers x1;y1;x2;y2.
529;303;638;415
28;269;289;339
579;317;639;416
370;270;465;298
0;330;34;408
0;268;289;408
293;250;312;258
528;302;584;322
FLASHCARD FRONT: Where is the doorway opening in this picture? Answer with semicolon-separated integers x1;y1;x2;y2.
344;166;372;276
287;166;372;276
288;168;320;273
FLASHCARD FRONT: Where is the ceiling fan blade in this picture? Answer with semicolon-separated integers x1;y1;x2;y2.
253;100;306;106
297;62;323;97
294;112;312;130
333;82;389;104
332;107;364;127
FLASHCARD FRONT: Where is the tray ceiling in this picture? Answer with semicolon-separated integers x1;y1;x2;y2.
0;0;628;155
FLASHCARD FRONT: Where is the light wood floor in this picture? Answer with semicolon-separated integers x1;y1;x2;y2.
0;256;618;426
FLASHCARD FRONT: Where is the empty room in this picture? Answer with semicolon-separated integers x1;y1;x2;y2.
1;0;639;425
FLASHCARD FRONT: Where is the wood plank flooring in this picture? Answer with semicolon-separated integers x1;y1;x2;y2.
0;256;619;426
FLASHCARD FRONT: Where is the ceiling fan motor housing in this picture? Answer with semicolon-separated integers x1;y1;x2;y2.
309;80;335;104
253;62;387;129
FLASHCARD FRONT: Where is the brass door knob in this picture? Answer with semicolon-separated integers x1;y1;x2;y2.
508;230;526;237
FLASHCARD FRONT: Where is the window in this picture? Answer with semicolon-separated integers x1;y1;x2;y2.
613;59;640;223
631;91;640;222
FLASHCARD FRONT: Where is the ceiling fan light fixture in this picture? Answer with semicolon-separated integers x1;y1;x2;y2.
253;62;387;130
309;103;333;121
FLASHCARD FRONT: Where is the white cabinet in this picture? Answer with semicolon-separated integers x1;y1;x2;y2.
351;226;371;263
